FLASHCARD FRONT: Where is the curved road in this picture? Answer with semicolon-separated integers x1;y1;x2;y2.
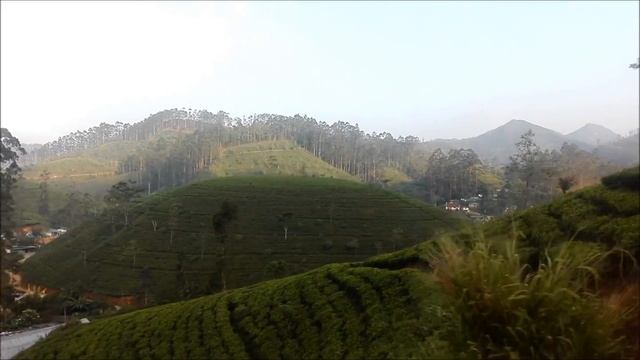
1;323;62;359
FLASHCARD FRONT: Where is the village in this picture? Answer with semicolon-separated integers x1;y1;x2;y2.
2;223;67;302
442;194;496;223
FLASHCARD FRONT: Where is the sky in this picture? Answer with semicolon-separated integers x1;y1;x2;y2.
1;1;638;144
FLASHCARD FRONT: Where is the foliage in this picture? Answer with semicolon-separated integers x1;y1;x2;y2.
212;200;238;237
558;175;576;194
504;130;558;209
104;180;143;227
38;169;51;216
1;127;25;233
425;236;633;359
424;148;483;204
601;166;640;191
487;169;640;270
51;192;100;228
24;109;426;189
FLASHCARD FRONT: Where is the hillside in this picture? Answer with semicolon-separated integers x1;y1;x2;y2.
594;132;640;166
18;260;453;359
566;123;621;146
426;119;593;164
208;140;356;180
487;166;640;263
17;168;640;360
21;176;461;303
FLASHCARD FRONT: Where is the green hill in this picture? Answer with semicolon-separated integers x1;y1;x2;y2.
208;140;356;180
13;140;356;226
14;141;142;226
486;166;640;263
22;176;460;303
18;260;454;359
16;168;640;360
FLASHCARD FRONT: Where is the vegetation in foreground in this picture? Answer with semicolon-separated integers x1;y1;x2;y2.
17;232;638;359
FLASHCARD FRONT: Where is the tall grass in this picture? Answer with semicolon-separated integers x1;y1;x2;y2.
425;234;637;359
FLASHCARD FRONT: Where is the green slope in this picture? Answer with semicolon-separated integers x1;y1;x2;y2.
22;176;461;303
209;140;356;180
17;169;639;360
486;166;640;261
14;141;141;226
18;260;454;359
13;174;128;226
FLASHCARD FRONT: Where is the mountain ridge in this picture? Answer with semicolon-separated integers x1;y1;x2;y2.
423;119;603;164
566;123;621;146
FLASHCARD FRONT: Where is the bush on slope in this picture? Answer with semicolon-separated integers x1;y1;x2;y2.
486;166;640;268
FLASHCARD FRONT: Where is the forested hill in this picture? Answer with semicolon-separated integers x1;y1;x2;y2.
21;108;431;189
20;109;221;165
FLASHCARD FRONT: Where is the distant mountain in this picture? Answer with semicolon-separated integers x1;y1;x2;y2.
594;131;640;166
424;119;593;165
566;123;621;146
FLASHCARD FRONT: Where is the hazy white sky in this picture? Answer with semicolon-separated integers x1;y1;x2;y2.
1;1;638;144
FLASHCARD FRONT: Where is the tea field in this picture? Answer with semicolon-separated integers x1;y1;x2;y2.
21;176;461;303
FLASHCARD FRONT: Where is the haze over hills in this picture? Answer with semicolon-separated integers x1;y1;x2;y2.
21;112;627;168
594;130;640;166
11;110;635;227
566;123;622;146
423;119;603;164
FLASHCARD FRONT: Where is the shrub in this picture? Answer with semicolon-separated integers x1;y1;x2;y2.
602;166;640;191
425;236;634;359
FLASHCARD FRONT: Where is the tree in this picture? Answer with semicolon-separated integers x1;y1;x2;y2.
167;203;183;248
52;192;98;228
212;200;238;237
425;147;482;203
558;176;576;194
265;260;288;278
211;200;238;291
1;128;25;235
139;266;153;306
104;181;142;227
276;212;293;241
38;169;51;216
504;130;557;208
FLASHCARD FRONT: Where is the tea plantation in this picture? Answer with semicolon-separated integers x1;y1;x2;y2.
208;140;356;180
17;260;455;359
486;166;640;262
22;176;461;303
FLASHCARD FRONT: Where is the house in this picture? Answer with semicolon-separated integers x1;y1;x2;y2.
15;223;44;237
445;200;461;211
50;228;67;237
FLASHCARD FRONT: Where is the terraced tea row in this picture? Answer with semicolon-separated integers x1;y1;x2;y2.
17;263;453;359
